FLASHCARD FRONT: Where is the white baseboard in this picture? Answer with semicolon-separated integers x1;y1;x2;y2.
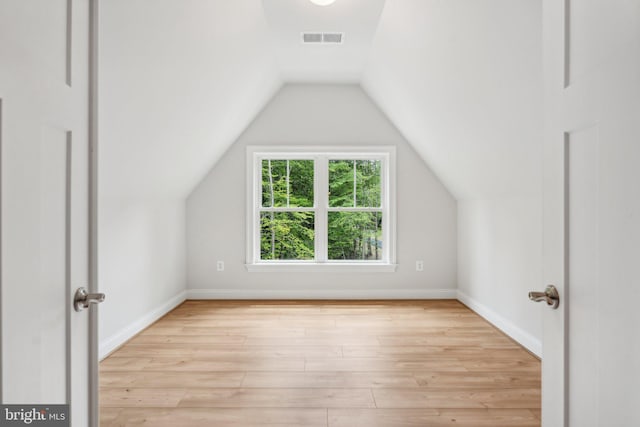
99;290;187;360
186;288;457;300
99;288;538;360
456;290;542;357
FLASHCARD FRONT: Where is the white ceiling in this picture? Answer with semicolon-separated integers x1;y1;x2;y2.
100;0;282;198
101;0;542;201
262;0;386;82
363;0;543;199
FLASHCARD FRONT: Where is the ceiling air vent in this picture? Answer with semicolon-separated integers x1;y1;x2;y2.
302;32;323;43
322;33;343;43
301;32;344;44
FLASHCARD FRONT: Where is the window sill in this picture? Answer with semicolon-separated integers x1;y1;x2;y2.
245;263;398;273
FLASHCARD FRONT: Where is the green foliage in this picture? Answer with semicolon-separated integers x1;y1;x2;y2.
262;160;314;207
329;160;381;207
328;212;382;260
260;158;383;261
328;160;383;260
261;159;315;260
260;212;314;260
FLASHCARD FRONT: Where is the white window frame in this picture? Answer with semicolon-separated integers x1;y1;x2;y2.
246;146;397;272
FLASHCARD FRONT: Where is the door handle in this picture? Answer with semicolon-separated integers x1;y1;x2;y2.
74;287;105;312
528;285;559;309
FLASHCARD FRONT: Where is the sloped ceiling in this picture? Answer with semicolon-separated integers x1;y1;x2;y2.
363;0;542;200
102;0;542;201
100;0;282;198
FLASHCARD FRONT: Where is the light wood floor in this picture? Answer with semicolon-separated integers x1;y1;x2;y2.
100;300;541;426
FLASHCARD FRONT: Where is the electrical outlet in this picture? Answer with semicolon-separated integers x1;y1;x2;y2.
216;261;224;272
416;260;424;272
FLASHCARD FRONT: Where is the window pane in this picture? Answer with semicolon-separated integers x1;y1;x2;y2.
328;160;354;207
260;212;315;260
328;212;382;260
262;160;314;208
356;160;381;207
329;160;381;208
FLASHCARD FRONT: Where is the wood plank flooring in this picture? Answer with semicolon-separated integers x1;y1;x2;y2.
100;300;541;426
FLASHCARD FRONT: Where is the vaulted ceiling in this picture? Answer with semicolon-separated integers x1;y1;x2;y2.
262;0;386;82
101;0;542;200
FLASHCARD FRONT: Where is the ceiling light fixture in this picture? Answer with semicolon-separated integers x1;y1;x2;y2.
309;0;337;6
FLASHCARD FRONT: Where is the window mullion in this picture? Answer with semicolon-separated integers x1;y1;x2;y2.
353;160;357;207
254;155;263;263
316;156;328;263
286;160;290;207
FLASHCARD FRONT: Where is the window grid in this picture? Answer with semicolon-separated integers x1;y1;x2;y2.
247;147;396;269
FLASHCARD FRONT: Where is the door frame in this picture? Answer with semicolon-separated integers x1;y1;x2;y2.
541;0;568;424
89;0;100;425
0;77;3;408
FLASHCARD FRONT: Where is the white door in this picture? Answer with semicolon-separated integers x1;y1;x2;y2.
0;1;100;425
541;1;640;426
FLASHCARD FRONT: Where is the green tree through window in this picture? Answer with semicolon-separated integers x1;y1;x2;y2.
260;160;314;260
259;158;383;261
328;160;382;260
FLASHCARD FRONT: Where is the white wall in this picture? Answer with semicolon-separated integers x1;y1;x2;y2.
457;197;542;355
98;197;186;357
98;0;281;357
364;0;544;354
187;84;457;298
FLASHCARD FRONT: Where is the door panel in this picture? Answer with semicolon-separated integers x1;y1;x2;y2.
543;0;640;426
0;0;71;85
0;0;96;424
38;127;71;404
567;0;638;86
566;126;598;427
2;120;73;405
